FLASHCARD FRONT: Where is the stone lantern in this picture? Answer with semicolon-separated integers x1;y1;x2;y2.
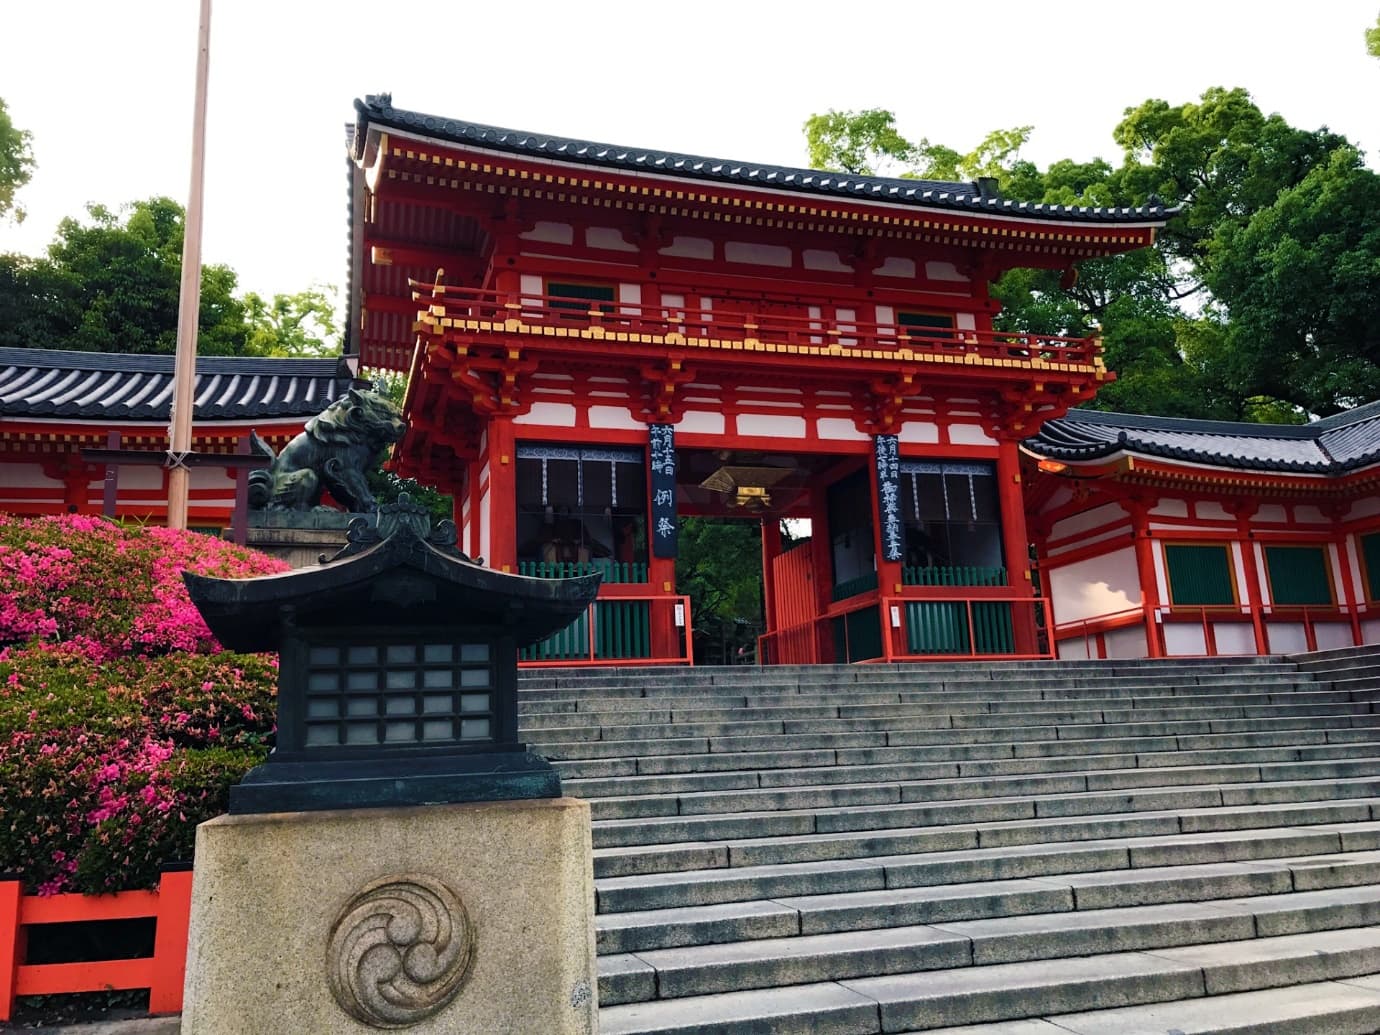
179;498;604;1035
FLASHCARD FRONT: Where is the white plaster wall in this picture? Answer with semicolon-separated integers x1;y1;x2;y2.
1295;505;1328;524
1164;624;1207;656
725;242;791;267
1361;618;1380;644
1152;540;1169;606
1047;524;1132;558
956;314;977;333
1050;502;1129;542
1195;501;1232;521
925;261;969;282
618;283;642;312
520;274;544;308
678;410;725;435
876;257;916;279
1151;498;1188;518
1348;497;1380;520
898;421;940;444
586;227;637;252
1046;546;1141;624
1347;536;1367;606
836;307;857;346
816;418;870;441
1231;542;1251;605
1255;504;1287;523
514;402;577;427
948;424;996;446
1315;623;1355;651
1104;624;1149;659
518;222;573;245
1056;638;1090;660
735;414;807;438
588;405;643;430
1213;622;1257;655
661;237;714;260
803;249;849;272
1265;621;1308;654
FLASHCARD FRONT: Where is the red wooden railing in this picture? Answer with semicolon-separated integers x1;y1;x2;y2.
0;869;192;1021
408;284;1102;367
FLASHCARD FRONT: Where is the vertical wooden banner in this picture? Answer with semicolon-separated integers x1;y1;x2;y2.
649;423;677;558
874;434;903;563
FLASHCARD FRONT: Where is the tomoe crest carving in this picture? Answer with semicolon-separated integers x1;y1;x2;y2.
327;874;474;1028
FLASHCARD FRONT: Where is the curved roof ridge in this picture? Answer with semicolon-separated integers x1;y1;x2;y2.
352;96;1177;225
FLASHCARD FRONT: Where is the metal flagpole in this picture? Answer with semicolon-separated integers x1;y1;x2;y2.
167;0;212;530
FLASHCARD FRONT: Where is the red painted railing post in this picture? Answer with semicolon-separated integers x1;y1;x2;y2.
0;879;21;1022
148;868;193;1015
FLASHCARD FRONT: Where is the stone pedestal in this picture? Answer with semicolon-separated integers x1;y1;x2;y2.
240;512;356;568
180;798;597;1035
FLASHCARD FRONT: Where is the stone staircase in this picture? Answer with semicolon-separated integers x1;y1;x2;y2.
519;650;1380;1034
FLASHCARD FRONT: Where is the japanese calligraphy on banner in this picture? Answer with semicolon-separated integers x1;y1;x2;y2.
874;434;904;563
649;423;678;558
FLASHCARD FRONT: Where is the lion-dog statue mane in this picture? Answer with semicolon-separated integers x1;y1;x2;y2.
247;388;407;513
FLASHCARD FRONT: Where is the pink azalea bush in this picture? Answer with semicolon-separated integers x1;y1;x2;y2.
0;515;287;893
0;513;286;660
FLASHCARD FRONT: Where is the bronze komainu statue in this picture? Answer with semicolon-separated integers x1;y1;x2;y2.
248;388;407;513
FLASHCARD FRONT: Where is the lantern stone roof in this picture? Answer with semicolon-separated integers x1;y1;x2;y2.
0;347;358;422
185;503;600;653
1025;402;1380;475
351;95;1176;226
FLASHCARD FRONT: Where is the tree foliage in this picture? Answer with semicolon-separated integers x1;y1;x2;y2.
675;518;763;645
0;198;342;358
0;97;34;224
1368;13;1380;58
805;90;1380;419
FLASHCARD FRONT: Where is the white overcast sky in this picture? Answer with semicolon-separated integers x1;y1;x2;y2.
2;1;1377;299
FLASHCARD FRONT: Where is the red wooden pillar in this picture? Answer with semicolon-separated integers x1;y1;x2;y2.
808;484;835;662
148;868;193;1015
0;878;21;1022
486;417;517;573
1128;502;1164;658
761;518;782;634
995;438;1037;654
1224;501;1269;656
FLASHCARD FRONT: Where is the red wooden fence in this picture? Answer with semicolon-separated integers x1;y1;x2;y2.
0;869;192;1021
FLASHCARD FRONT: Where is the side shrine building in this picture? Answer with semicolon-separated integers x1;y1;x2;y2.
344;96;1177;665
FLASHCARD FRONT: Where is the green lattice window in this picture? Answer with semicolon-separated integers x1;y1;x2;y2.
1362;533;1380;601
1265;545;1333;606
898;310;956;341
1165;544;1236;606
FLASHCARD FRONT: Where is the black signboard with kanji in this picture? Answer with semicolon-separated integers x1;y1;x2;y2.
649;423;678;559
874;434;903;562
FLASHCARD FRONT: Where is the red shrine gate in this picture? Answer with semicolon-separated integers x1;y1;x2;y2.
346;96;1170;664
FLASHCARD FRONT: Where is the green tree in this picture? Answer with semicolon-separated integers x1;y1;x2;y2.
804;92;1375;420
242;285;341;357
1367;13;1380;57
675;518;763;660
0;97;34;223
0;197;248;354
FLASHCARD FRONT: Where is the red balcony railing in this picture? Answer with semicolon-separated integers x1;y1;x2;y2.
408;284;1102;368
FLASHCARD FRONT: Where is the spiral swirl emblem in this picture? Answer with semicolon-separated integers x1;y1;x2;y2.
327;874;474;1028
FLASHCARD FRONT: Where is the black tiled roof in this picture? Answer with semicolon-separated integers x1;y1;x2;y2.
1026;402;1380;475
0;348;357;421
351;95;1176;226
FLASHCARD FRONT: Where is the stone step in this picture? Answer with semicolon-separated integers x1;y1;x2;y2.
600;869;1380;1004
565;747;1380;802
599;926;1380;1033
596;860;1380;957
531;708;1380;754
592;801;1380;877
594;833;1380;915
533;713;1380;759
519;688;1360;729
973;972;1380;1035
590;776;1380;848
521;675;1328;712
552;726;1380;778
